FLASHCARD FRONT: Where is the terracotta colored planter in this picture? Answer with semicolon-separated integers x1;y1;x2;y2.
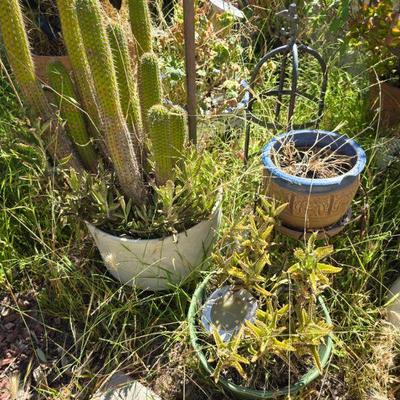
370;78;400;127
32;54;72;85
262;130;366;231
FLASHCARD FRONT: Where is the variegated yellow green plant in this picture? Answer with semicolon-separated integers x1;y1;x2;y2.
209;326;249;383
208;199;341;383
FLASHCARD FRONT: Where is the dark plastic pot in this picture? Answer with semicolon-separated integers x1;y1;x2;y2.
188;274;334;399
262;130;366;231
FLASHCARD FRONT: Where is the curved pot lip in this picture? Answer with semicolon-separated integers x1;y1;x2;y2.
262;129;367;187
85;189;223;244
188;274;333;399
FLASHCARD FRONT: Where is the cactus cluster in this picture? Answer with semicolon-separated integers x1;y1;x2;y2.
0;0;188;206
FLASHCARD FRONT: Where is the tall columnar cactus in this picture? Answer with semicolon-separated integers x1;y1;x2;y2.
169;105;187;162
107;23;143;161
128;0;153;58
55;0;103;141
138;52;162;135
148;105;186;185
0;0;81;170
76;0;145;204
148;105;172;185
47;61;98;172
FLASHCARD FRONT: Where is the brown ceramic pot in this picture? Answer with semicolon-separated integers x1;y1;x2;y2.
262;130;366;232
32;54;72;85
264;173;359;229
370;78;400;127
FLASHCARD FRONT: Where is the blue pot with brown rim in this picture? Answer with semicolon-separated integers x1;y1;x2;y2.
262;130;366;234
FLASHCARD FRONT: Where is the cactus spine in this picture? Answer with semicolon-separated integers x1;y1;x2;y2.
55;0;103;140
138;52;162;135
76;0;145;204
0;0;81;170
107;23;143;161
48;61;97;172
128;0;153;58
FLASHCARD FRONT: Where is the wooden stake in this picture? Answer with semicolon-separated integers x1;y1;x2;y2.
183;0;197;144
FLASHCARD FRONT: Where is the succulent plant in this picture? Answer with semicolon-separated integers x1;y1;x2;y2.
0;0;81;170
47;61;97;172
128;0;153;58
138;52;162;135
169;105;187;162
148;104;172;185
107;23;143;162
76;0;145;203
148;104;186;185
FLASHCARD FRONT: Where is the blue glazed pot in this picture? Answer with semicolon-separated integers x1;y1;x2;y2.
262;130;366;230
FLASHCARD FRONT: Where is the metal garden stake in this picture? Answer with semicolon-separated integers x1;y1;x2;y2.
243;3;328;163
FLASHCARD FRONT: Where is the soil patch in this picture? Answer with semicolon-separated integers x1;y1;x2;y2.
0;292;71;399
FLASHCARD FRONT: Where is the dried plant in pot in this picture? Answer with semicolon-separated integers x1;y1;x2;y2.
0;0;222;291
261;130;366;239
188;199;339;399
349;0;400;127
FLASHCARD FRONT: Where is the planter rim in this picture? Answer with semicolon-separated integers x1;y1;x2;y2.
262;129;366;187
188;274;334;399
85;189;223;244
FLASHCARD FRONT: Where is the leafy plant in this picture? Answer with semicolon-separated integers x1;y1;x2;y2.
64;146;221;238
349;0;400;83
245;301;294;363
209;326;249;383
288;233;342;299
213;198;286;296
291;306;333;372
206;204;341;386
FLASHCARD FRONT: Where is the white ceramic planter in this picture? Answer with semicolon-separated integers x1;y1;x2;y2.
387;277;400;329
86;196;222;291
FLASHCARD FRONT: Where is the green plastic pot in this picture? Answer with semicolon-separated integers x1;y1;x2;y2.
188;274;334;399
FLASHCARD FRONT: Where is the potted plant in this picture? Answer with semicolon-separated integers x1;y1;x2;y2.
349;0;400;127
188;198;339;399
261;130;366;238
0;0;222;291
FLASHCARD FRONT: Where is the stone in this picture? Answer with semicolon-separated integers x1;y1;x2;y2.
92;373;161;400
387;277;400;329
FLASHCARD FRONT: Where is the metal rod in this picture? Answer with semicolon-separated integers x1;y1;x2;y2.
275;53;288;125
288;43;299;128
183;0;197;144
